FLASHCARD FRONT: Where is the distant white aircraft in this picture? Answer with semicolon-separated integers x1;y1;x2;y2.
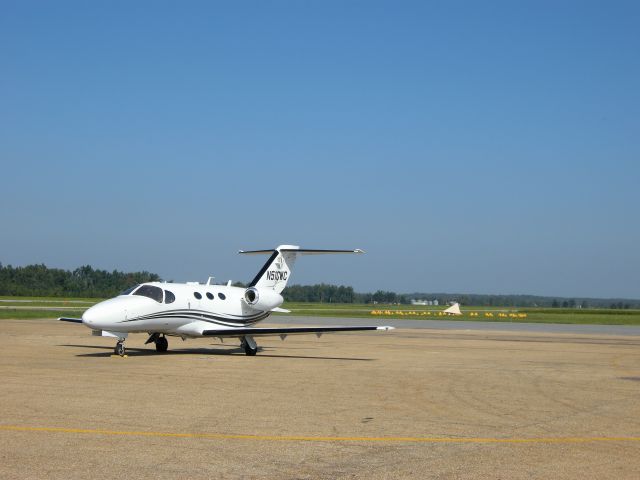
443;303;462;315
60;245;393;356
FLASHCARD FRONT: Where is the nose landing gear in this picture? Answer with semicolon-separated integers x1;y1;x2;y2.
114;340;126;356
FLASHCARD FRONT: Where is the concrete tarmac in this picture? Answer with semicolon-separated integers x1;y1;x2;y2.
1;318;640;479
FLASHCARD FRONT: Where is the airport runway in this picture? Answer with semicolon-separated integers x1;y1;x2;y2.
1;318;640;479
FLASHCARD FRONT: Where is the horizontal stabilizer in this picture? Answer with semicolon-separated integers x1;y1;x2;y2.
239;248;365;255
240;245;365;294
202;326;393;337
58;317;83;323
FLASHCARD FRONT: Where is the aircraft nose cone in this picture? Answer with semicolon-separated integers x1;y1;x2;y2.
82;305;99;326
82;297;130;329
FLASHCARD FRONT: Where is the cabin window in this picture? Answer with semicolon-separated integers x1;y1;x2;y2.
120;284;139;295
133;285;163;303
206;292;214;300
218;292;226;300
164;290;176;304
194;292;202;300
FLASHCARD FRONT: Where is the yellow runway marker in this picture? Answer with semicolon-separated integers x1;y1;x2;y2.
1;425;639;444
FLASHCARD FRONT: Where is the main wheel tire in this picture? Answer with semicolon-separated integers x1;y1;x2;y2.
115;343;125;356
243;344;257;356
155;336;168;352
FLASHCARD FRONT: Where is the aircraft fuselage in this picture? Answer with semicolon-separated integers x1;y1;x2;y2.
82;282;269;338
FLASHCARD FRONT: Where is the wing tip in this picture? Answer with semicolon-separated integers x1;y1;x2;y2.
58;317;83;323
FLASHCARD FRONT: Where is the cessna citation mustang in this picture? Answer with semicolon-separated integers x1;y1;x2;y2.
59;245;393;356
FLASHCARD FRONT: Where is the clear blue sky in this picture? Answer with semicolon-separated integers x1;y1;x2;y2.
1;1;638;298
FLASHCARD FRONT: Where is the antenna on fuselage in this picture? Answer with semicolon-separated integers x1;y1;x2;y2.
206;276;215;285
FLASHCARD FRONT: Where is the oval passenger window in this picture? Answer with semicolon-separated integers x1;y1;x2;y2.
164;290;175;304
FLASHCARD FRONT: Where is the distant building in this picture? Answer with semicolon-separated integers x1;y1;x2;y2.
411;299;438;306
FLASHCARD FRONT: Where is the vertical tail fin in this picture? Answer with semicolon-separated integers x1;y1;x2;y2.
239;245;364;294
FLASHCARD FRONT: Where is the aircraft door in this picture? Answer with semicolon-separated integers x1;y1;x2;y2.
191;291;203;311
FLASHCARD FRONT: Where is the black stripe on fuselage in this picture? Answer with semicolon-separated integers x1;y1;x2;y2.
128;308;267;321
120;315;267;328
118;309;271;327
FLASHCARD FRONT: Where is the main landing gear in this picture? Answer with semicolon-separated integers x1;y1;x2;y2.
241;335;258;356
155;335;168;353
144;333;169;353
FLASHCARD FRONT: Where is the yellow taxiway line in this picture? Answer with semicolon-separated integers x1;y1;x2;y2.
1;425;639;444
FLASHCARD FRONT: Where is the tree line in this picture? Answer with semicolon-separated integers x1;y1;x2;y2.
279;286;639;309
280;283;407;304
399;292;639;309
0;263;638;308
0;263;160;297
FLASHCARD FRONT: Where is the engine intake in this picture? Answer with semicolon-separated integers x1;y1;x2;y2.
243;287;283;311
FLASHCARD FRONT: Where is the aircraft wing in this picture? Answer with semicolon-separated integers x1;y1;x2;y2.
58;317;83;323
202;326;393;337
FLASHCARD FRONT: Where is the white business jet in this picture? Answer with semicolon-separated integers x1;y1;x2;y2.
60;245;393;356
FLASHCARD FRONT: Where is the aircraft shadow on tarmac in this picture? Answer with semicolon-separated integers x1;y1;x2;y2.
59;344;373;361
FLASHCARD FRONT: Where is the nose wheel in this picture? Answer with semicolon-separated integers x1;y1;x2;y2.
114;341;126;357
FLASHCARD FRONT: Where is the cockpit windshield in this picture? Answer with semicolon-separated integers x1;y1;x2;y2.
120;284;139;295
133;285;164;303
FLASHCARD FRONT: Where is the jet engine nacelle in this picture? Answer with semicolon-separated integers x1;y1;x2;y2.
243;287;284;311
